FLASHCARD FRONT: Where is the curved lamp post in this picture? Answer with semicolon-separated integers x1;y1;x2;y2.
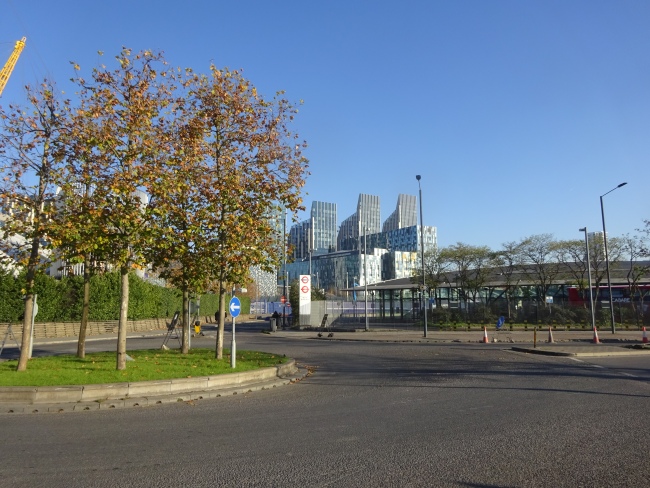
600;182;627;334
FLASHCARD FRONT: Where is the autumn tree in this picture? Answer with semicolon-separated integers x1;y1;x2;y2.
62;49;176;370
0;81;71;371
144;86;220;353
48;104;113;358
179;66;308;359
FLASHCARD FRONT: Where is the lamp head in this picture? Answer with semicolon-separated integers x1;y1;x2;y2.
416;175;421;181
618;182;628;188
579;227;586;232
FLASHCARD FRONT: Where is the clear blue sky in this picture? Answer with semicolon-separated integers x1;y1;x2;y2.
2;0;648;250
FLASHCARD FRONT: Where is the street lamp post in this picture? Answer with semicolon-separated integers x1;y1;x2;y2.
308;216;314;281
282;209;287;328
600;182;627;334
579;227;596;331
364;225;369;331
416;175;428;338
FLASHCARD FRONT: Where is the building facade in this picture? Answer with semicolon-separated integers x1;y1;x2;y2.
311;201;337;255
285;225;436;293
288;201;337;260
279;193;437;296
382;194;417;232
337;194;381;251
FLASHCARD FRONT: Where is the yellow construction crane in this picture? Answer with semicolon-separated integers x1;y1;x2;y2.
0;37;26;97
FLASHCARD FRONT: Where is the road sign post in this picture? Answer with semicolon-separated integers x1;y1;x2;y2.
299;275;311;327
229;296;241;368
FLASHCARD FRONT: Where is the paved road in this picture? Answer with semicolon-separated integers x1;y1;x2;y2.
1;331;649;487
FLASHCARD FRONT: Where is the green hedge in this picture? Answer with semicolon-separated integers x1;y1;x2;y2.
0;270;249;322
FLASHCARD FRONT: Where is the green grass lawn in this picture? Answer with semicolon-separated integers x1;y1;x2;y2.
0;348;286;387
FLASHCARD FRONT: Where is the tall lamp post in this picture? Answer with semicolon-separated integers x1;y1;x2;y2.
308;216;314;280
600;182;627;334
282;209;287;328
579;227;596;332
416;175;428;338
364;225;369;331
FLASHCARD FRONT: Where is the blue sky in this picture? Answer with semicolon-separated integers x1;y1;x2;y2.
2;0;648;250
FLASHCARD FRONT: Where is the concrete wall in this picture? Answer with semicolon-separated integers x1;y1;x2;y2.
0;315;219;340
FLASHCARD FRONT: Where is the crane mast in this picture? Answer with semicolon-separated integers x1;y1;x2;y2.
0;37;26;97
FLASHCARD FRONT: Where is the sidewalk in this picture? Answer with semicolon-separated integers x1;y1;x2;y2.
26;324;650;358
270;327;650;357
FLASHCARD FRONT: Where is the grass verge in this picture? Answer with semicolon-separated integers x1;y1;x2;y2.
0;348;286;387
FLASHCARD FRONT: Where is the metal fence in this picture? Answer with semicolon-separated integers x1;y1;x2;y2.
253;298;650;330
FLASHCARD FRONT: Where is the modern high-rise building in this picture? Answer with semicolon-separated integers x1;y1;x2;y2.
288;201;337;260
382;194;417;232
288;219;310;260
337;194;380;251
286;224;437;292
282;192;437;294
311;201;337;255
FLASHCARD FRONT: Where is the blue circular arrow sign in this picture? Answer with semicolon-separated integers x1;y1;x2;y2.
229;296;241;318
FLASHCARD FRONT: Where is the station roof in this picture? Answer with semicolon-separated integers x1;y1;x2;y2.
344;261;650;292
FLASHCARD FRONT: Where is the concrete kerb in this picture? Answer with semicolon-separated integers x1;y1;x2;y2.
0;359;305;414
272;329;650;357
510;345;650;357
273;328;650;343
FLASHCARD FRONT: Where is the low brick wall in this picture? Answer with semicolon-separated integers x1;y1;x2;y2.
0;318;167;341
0;315;246;341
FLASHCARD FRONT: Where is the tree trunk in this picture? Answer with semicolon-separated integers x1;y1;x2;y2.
77;254;91;358
116;265;129;370
216;288;226;360
182;288;190;354
16;235;41;371
16;293;35;372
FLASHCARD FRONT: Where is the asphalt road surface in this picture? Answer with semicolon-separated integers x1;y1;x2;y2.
1;331;649;487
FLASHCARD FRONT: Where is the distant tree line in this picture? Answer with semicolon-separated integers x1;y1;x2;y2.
419;224;650;325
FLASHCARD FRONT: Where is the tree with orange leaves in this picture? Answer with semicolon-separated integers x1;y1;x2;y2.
148;65;309;359
58;49;177;370
0;81;72;371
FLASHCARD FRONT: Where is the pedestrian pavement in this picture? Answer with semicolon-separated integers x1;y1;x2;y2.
270;327;650;358
1;324;648;413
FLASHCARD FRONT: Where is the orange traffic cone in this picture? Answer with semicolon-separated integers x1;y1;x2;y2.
482;326;489;343
642;326;648;344
548;326;554;343
592;326;600;344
